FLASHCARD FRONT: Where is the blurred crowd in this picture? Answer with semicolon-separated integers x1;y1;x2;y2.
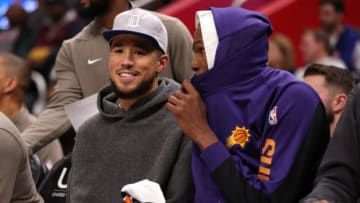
0;0;360;202
0;0;90;114
268;0;360;81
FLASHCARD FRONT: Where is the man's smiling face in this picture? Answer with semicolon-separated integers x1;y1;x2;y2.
108;34;167;99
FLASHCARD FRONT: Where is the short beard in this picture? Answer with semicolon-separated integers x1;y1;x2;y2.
326;110;334;125
110;74;157;100
75;0;111;18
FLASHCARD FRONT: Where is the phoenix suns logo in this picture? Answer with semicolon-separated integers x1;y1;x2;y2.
226;126;251;149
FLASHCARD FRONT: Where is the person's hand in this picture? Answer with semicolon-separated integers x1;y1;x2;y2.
165;80;218;151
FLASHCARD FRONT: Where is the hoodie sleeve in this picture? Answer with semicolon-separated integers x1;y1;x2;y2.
21;40;81;155
0;129;23;203
201;84;329;202
0;128;44;203
302;85;360;203
164;136;194;203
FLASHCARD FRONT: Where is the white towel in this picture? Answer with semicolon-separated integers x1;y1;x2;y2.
121;179;165;203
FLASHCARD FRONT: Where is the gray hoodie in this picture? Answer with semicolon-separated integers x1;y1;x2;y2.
68;78;194;203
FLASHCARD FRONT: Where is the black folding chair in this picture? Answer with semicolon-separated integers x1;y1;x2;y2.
38;153;71;203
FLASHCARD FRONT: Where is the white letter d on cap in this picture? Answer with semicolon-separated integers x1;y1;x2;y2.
128;15;140;27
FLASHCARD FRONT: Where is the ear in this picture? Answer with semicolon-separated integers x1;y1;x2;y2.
3;77;19;94
156;54;169;73
332;93;347;114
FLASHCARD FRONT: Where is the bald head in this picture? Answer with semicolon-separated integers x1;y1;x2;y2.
0;53;31;89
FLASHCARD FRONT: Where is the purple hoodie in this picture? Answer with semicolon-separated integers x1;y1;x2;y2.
191;7;329;203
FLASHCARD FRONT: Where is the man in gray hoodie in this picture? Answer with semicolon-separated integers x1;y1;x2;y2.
67;8;193;203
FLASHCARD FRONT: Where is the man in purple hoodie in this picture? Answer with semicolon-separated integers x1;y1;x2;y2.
166;7;330;202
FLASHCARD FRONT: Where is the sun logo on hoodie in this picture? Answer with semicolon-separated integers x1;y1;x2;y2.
226;126;251;149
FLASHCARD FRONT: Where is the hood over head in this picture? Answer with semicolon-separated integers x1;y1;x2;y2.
192;7;272;96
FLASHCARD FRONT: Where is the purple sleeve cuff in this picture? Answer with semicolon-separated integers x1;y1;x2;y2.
200;141;231;172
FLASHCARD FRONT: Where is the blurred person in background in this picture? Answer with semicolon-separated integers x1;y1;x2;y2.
4;4;36;57
295;29;347;80
304;64;354;136
27;0;86;83
0;112;43;203
319;0;360;72
302;83;360;203
0;53;63;167
301;29;346;69
21;0;193;157
28;0;47;35
268;33;296;73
